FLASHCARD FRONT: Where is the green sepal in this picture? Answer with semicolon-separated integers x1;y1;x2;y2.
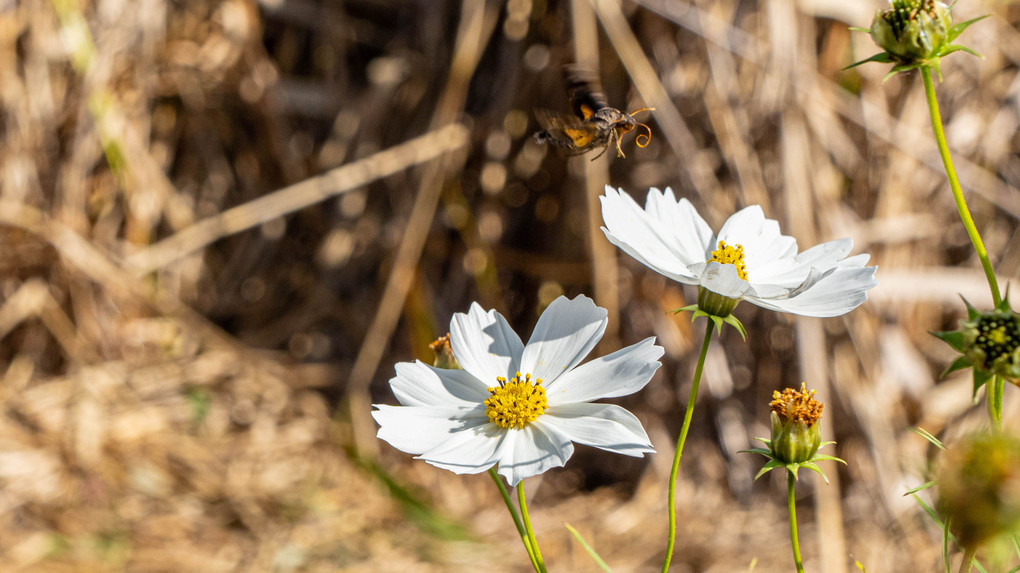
738;447;773;457
672;304;747;340
799;461;830;483
904;480;938;495
941;44;983;59
973;368;993;399
847;26;871;33
843;51;894;71
931;329;966;352
753;459;786;480
941;355;972;377
947;15;990;42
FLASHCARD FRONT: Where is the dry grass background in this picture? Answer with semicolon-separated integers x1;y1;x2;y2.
1;0;1019;571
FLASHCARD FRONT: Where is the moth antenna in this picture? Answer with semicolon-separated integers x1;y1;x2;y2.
627;106;656;117
634;122;653;148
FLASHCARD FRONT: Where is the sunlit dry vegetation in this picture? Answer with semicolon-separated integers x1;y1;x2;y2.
1;0;1019;570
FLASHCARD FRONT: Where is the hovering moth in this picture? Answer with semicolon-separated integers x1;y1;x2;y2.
534;66;654;160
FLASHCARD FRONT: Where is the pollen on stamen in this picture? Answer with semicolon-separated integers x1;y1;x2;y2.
710;241;748;281
484;372;548;430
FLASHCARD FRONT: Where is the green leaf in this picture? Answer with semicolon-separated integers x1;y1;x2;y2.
564;523;613;572
910;427;946;451
739;447;774;458
904;480;937;495
843;52;894;71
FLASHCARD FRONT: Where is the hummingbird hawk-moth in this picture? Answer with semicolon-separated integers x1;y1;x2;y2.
533;66;654;160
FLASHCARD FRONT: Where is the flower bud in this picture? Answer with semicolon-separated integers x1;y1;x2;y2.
769;384;823;465
429;333;461;370
961;306;1020;383
938;433;1020;548
869;0;951;63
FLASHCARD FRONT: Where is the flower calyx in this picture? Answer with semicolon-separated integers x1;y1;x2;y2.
932;295;1020;398
845;0;986;81
741;383;845;482
673;298;747;341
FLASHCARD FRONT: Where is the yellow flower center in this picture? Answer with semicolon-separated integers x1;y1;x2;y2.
709;241;748;280
484;372;547;429
770;383;824;427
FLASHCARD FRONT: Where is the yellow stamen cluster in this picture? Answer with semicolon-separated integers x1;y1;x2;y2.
484;372;547;429
710;241;748;281
770;383;823;427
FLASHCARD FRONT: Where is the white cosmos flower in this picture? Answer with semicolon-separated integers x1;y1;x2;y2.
600;186;878;318
372;295;662;485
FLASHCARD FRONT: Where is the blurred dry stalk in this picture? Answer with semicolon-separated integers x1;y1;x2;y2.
0;0;1017;570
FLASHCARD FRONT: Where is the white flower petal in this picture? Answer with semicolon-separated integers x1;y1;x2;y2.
497;423;574;485
751;238;852;285
450;302;523;381
600;187;703;283
373;404;489;454
699;262;755;298
545;337;663;405
747;262;878;317
416;423;507;475
542;403;654;457
390;360;490;407
520;295;607;384
717;206;799;276
643;187;714;263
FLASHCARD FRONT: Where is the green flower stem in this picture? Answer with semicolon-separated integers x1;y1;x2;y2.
959;546;976;573
518;481;548;573
661;320;714;573
921;67;1001;307
988;377;1004;431
921;67;1005;427
489;469;537;570
787;471;805;573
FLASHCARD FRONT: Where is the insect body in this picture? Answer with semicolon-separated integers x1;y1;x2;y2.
534;67;654;160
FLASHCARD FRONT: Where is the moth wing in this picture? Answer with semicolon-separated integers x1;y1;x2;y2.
563;65;609;120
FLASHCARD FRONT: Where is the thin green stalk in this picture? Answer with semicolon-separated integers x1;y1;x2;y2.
787;471;805;573
490;469;538;570
959;546;976;573
921;68;1001;306
988;377;1004;431
921;67;1004;428
661;320;714;573
518;482;548;573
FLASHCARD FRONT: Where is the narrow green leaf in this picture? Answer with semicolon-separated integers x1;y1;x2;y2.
910;427;946;451
811;454;847;465
947;15;990;41
847;26;870;33
904;480;937;495
564;523;613;572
